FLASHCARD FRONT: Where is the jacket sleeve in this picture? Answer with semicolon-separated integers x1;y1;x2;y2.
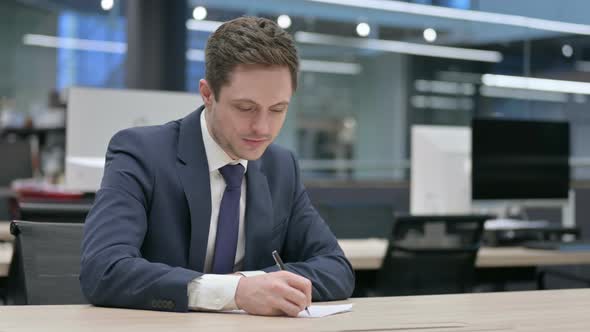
80;129;201;312
262;152;355;301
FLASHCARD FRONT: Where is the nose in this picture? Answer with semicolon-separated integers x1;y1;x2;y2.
250;111;271;136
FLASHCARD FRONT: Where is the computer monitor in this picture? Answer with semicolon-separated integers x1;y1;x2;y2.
65;87;201;192
0;140;33;186
471;118;570;201
410;125;471;215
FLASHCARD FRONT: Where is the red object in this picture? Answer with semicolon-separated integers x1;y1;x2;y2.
15;188;84;200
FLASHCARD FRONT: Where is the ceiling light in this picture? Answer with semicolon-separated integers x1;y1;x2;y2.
192;6;207;21
415;79;474;95
562;44;573;58
480;86;568;103
187;49;362;75
186;19;222;32
22;34;126;53
356;22;371;37
423;28;437;43
295;31;502;63
277;15;292;29
100;0;113;11
300;59;361;75
307;0;590;35
482;74;590;95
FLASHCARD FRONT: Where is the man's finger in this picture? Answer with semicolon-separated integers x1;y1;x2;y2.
275;298;303;317
284;273;312;301
277;282;307;311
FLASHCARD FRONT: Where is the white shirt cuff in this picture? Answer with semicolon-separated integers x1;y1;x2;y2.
238;270;266;277
187;271;266;311
188;274;242;311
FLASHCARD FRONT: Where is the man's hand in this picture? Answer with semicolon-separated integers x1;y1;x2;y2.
234;271;312;317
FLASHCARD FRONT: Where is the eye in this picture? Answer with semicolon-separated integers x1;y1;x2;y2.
271;107;286;113
236;105;254;112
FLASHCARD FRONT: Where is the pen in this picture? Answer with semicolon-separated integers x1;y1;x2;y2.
272;250;311;316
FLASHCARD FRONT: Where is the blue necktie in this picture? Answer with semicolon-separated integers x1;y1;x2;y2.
211;164;245;274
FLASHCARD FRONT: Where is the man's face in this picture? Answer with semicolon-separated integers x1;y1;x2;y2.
200;64;292;160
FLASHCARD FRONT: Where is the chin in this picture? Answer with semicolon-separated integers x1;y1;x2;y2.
237;147;267;161
240;151;265;161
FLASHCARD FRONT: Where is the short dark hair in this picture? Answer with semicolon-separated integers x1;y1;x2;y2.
204;16;299;100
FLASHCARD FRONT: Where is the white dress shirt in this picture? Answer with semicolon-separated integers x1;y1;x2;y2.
187;109;264;311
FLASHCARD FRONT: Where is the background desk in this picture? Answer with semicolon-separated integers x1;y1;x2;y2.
0;221;11;241
0;243;10;277
0;289;588;331
339;238;590;270
4;237;590;278
0;221;12;277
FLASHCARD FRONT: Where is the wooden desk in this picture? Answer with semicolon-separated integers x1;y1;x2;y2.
4;237;590;278
0;220;12;241
0;241;12;277
339;238;590;270
0;221;13;277
0;289;587;331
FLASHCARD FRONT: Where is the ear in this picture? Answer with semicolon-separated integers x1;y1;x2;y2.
199;79;215;108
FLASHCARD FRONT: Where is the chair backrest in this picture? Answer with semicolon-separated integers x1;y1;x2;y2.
376;214;490;296
0;140;33;186
9;220;87;304
315;203;395;239
17;199;93;223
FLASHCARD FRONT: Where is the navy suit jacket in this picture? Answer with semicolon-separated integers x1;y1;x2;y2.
80;106;354;312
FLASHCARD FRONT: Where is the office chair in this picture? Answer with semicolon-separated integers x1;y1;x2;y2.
0;140;33;187
16;198;92;223
537;265;590;290
315;203;395;239
374;214;490;296
7;220;87;304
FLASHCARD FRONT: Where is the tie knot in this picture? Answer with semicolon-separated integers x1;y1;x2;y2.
219;164;245;189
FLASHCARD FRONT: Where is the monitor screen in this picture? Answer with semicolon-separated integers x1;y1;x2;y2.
411;125;471;214
471;118;570;200
0;141;33;186
65;87;200;192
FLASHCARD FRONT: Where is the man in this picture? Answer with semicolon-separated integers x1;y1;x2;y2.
80;17;354;316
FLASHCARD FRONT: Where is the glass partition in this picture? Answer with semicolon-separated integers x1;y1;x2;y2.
2;0;590;181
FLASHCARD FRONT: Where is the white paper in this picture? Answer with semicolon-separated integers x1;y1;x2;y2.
297;304;353;318
221;303;353;318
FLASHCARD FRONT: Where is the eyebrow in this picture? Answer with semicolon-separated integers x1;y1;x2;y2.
231;99;289;107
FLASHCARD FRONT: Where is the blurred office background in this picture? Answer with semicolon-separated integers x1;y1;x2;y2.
2;0;590;303
2;0;590;181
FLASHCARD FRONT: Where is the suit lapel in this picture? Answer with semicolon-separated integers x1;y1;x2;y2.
176;106;212;271
243;159;275;270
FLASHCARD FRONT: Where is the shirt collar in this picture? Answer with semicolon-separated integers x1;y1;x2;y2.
200;108;248;173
